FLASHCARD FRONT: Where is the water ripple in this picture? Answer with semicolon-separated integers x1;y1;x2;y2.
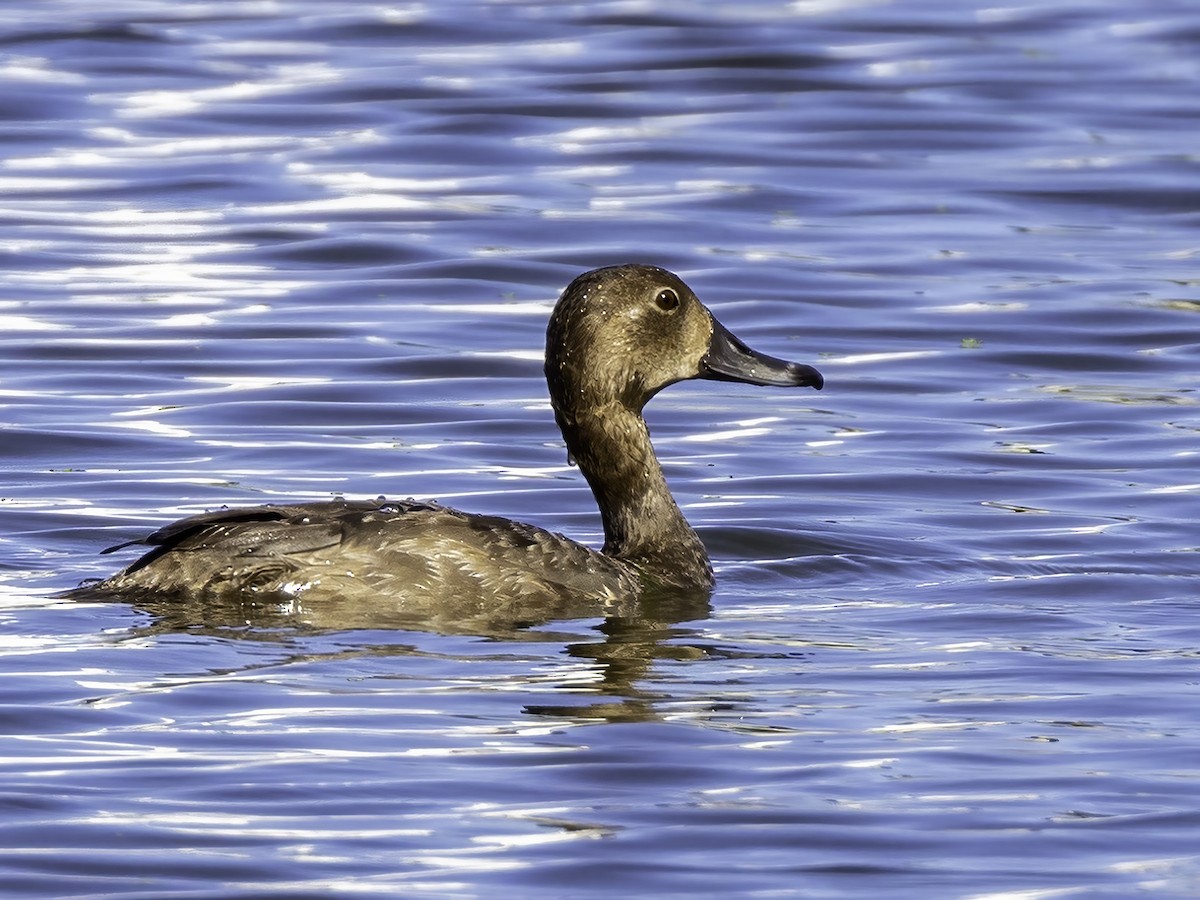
2;0;1199;896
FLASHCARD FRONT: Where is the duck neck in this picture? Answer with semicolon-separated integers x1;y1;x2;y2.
558;402;713;588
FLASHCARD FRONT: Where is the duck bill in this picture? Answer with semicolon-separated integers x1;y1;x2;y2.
700;318;824;389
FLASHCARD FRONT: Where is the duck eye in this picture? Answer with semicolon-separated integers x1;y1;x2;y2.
655;288;680;312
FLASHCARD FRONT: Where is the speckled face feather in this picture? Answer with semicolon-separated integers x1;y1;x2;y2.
545;264;716;413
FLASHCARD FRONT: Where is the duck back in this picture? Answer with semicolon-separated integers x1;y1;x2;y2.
82;497;642;611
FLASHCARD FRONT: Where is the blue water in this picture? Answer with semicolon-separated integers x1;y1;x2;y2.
2;1;1198;896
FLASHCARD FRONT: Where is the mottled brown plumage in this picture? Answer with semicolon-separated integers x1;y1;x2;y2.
69;264;823;628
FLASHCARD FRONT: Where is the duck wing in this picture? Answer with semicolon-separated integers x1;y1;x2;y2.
103;498;431;571
79;497;644;619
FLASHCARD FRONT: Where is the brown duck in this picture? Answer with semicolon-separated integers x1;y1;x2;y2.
72;264;823;623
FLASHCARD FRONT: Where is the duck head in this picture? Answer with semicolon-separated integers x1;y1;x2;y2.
545;263;823;413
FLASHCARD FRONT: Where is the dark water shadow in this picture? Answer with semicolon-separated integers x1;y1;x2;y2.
83;583;717;724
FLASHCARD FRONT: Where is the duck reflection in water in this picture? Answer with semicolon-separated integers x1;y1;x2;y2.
70;264;823;638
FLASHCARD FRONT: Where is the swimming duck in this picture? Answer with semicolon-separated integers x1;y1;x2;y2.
72;264;823;617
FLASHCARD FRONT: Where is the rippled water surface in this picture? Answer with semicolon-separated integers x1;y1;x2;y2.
2;1;1199;896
